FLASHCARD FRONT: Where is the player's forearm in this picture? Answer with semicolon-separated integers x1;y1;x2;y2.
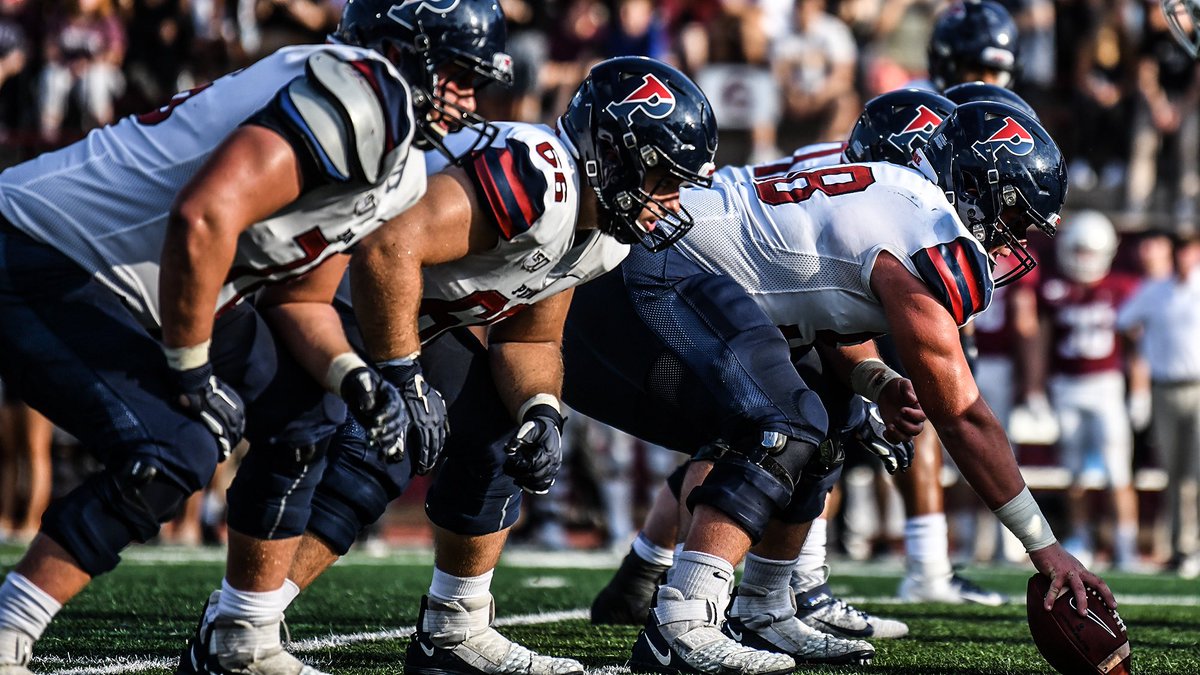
488;340;564;420
159;210;239;350
259;302;355;391
933;399;1028;509
349;241;424;362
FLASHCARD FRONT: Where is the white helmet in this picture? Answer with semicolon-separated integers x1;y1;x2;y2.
1056;210;1118;284
1162;0;1200;59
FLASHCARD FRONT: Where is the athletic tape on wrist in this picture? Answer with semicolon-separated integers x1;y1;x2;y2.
163;340;211;371
375;351;421;369
518;393;561;421
326;352;368;394
849;358;902;402
993;486;1057;552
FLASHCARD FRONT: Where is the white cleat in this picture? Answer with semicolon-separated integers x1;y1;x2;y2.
630;586;796;675
207;616;329;675
406;594;584;675
0;629;33;675
792;566;908;639
898;571;1006;606
724;584;874;666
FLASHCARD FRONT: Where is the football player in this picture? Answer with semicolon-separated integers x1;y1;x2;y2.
0;1;512;673
176;56;719;675
561;102;1115;675
1033;211;1141;569
589;89;955;645
888;0;1023;606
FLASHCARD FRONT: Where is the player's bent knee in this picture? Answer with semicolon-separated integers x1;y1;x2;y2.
226;436;330;540
42;457;194;576
308;421;412;555
425;467;522;536
778;461;844;523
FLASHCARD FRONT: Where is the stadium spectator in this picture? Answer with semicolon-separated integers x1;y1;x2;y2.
602;0;668;60
1066;0;1135;193
37;0;126;144
773;0;859;146
124;0;194;109
245;0;344;58
1118;232;1200;578
1126;0;1200;230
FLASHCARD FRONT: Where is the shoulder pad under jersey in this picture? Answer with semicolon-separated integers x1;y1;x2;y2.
910;236;994;326
465;126;574;241
280;50;412;184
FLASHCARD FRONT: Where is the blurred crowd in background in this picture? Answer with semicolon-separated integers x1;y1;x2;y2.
1;0;1199;576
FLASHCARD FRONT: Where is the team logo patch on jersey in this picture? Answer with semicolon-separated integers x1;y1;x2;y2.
604;74;676;123
971;116;1034;160
887;105;945;155
389;0;461;26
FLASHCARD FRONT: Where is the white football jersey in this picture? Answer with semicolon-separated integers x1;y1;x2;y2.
342;122;628;344
674;160;994;348
0;44;425;328
713;142;846;184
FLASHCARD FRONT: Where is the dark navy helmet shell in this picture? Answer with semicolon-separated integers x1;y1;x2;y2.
334;0;513;163
928;0;1019;90
560;56;718;252
943;81;1039;121
915;101;1065;287
845;88;957;166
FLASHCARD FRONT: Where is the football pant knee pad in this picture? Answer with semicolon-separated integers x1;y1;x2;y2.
777;454;845;524
687;432;820;543
42;456;194;576
424;440;522;536
308;418;412;555
226;436;329;540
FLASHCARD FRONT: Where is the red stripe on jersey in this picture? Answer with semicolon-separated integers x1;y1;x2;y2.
926;248;966;324
472;152;517;238
791;142;847;164
951;241;982;315
497;149;537;230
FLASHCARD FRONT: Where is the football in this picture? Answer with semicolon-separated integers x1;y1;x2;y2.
1026;574;1131;675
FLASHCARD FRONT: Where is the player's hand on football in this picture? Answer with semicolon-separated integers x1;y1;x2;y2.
1029;542;1118;616
341;366;409;462
502;404;565;494
170;362;245;461
876;377;925;443
379;360;448;475
852;401;914;474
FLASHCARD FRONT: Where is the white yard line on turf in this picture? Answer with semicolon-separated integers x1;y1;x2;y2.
39;609;588;675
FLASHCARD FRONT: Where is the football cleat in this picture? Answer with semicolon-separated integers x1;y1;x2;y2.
177;590;221;674
724;584;874;666
405;594;584;675
898;571;1006;606
205;616;327;675
0;629;33;675
591;550;669;625
629;586;796;675
793;576;908;640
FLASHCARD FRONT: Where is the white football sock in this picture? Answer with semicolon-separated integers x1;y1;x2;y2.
216;579;290;624
905;513;952;579
667;550;735;606
794;518;828;575
632;532;676;567
742;553;798;590
429;568;493;602
281;578;300;610
0;573;61;640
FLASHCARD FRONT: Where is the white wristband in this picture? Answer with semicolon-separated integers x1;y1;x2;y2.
518;393;561;420
375;351;421;368
163;340;211;371
849;358;902;402
326;352;368;394
993;486;1057;553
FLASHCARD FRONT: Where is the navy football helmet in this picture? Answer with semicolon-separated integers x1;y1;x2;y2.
915;101;1065;286
560;57;718;252
1163;0;1200;58
844;89;956;166
334;0;513;162
943;81;1039;120
928;1;1019;90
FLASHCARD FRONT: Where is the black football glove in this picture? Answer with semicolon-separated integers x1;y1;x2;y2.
341;366;409;462
849;401;913;474
170;362;245;461
379;360;448;475
502;403;565;495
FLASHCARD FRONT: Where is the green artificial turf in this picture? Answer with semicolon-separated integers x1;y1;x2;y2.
2;545;1196;674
